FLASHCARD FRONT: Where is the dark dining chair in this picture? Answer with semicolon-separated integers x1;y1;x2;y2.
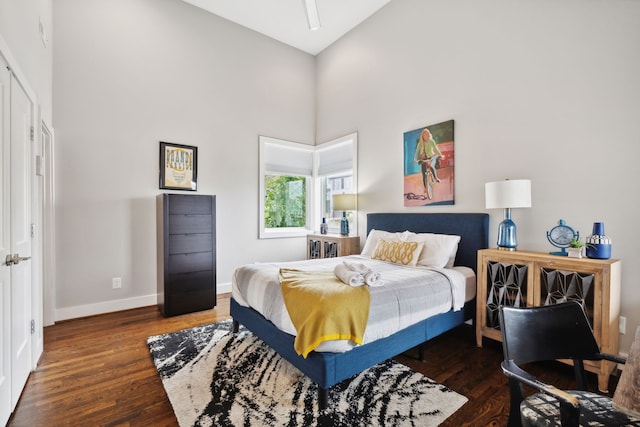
498;302;640;426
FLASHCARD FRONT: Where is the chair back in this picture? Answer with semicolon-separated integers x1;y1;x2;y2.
499;302;601;366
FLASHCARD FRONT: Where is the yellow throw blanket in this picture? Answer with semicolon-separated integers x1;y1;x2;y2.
279;268;371;358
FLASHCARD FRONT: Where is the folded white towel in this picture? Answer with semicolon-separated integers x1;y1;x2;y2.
342;261;369;273
343;261;383;287
364;270;383;287
334;263;365;287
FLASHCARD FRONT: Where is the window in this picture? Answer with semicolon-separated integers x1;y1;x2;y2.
264;174;307;228
259;133;357;239
259;136;313;238
315;133;358;234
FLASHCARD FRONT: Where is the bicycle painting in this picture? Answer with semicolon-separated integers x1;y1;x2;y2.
403;120;455;207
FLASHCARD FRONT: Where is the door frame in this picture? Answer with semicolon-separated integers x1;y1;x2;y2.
41;120;55;328
0;35;45;367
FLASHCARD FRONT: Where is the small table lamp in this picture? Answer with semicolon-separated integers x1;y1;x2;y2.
485;179;531;251
332;194;356;236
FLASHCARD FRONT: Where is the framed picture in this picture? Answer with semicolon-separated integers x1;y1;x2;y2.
403;120;454;206
159;141;198;191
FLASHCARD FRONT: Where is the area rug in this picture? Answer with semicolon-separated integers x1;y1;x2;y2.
147;320;467;427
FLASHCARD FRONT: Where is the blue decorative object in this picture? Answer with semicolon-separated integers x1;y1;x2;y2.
340;212;349;236
586;222;611;259
547;219;578;256
320;217;328;234
496;210;517;250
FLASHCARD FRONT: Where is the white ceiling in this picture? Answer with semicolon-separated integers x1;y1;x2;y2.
181;0;391;56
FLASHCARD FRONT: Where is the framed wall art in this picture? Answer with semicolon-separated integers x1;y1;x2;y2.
159;141;198;191
403;120;454;206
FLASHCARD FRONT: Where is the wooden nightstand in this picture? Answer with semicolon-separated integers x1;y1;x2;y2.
476;248;621;391
307;234;360;259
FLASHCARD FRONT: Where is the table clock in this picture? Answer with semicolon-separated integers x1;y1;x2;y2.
547;219;578;256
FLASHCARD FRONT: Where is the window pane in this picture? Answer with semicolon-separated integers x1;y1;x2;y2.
323;174;353;217
264;175;307;228
319;173;353;233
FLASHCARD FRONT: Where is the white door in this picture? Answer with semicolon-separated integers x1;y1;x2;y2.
0;55;12;427
0;55;33;425
10;65;33;410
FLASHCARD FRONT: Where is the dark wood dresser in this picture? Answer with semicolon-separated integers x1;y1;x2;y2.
156;193;216;316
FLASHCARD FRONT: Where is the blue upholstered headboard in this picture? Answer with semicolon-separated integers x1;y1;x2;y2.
366;213;489;272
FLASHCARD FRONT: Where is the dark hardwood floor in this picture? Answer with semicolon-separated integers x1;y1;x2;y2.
8;294;619;426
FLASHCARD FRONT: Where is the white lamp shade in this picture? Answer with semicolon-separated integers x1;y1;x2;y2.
333;194;357;211
485;179;531;209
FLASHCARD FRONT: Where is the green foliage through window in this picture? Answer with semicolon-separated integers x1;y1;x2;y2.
264;175;306;228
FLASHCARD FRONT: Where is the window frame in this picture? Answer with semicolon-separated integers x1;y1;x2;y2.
313;133;358;234
259;136;314;239
258;133;357;239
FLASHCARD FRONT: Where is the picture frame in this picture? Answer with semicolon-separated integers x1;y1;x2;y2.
159;141;198;191
403;120;455;206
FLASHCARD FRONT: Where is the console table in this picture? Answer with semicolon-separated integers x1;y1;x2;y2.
307;234;360;259
476;248;621;391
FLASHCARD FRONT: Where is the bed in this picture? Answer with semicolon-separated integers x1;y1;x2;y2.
230;212;489;409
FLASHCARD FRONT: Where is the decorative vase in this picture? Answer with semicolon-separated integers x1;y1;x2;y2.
340;212;349;236
586;222;611;259
320;217;328;234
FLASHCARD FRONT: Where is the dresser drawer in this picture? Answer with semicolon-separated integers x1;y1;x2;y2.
167;195;213;215
168;214;213;234
168;233;213;254
166;270;214;292
165;289;216;316
168;252;213;274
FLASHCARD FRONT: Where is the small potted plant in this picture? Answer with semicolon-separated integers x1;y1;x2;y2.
567;238;585;258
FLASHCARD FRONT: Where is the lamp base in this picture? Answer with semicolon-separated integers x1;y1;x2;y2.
340;213;349;236
496;209;518;250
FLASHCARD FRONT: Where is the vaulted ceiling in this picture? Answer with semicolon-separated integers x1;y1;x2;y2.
181;0;391;55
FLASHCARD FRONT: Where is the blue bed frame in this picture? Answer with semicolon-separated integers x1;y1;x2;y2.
231;212;489;408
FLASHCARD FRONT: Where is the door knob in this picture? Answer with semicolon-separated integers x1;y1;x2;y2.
4;253;31;266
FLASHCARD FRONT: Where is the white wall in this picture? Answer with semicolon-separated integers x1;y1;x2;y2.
53;0;316;317
316;0;640;353
1;0;52;360
0;0;52;125
49;0;640;354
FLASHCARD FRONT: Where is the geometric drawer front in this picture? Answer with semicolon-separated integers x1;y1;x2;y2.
323;241;338;258
485;261;528;329
540;268;594;325
309;239;321;259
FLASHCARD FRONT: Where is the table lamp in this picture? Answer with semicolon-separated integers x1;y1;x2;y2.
485;179;531;251
332;194;356;236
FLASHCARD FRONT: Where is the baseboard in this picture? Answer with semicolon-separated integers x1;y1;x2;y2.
217;281;232;295
55;282;232;322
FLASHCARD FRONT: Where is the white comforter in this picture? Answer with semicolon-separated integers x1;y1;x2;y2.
232;255;475;353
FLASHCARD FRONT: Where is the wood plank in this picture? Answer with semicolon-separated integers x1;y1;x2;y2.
8;294;619;426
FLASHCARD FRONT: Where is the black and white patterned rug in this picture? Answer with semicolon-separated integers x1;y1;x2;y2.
147;320;467;426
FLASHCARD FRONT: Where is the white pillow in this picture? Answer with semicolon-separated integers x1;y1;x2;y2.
405;232;461;268
361;229;411;257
